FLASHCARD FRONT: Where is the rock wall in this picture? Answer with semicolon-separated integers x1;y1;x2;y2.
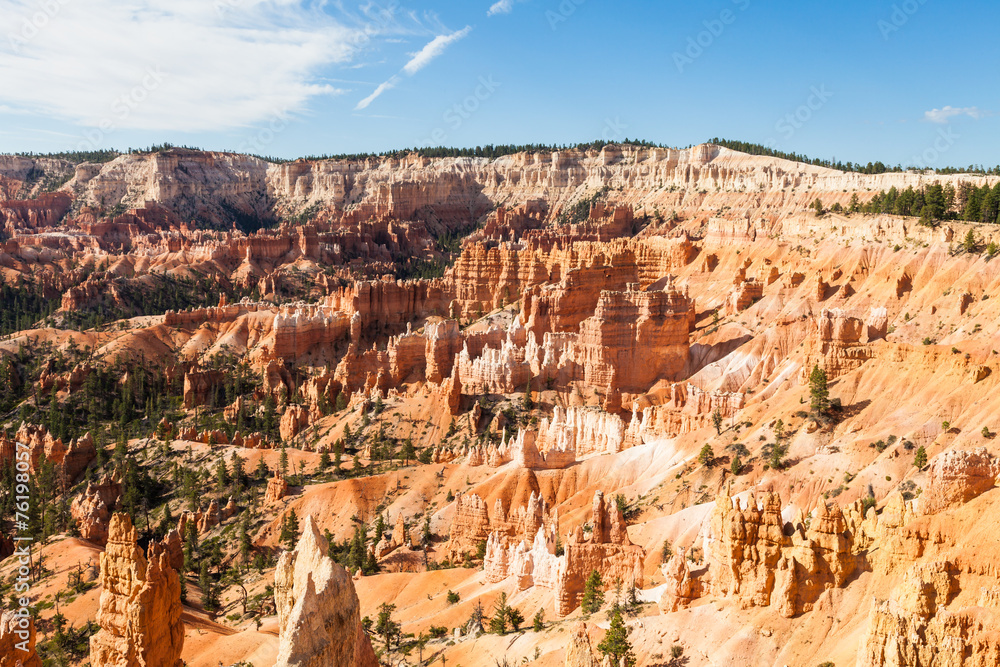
858;561;1000;667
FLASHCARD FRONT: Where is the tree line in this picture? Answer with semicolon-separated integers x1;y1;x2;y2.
859;182;1000;225
709;138;1000;176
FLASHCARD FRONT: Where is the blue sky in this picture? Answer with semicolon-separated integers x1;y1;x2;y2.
0;0;996;167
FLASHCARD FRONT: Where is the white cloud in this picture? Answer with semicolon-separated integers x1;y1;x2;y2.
355;75;401;110
488;0;515;16
0;0;404;132
402;26;472;75
487;0;530;17
924;106;985;124
355;25;471;109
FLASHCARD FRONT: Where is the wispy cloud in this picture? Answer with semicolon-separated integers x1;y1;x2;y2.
0;0;414;132
403;26;472;75
356;75;402;110
924;106;986;124
488;0;529;16
488;0;515;16
355;25;472;109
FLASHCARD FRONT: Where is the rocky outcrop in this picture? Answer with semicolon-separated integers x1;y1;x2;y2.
274;515;377;667
265;471;289;504
197;499;221;533
564;623;600;667
0;424;95;490
182;368;226;409
446;493;494;561
802;308;878;381
280;405;311;441
506;428;576;470
707;485;859;617
535;406;627;458
90;514;184;667
70;478;118;546
571;283;693;393
556;491;646;616
921;448;1000;515
482;490;643;616
858;561;1000;667
0;611;41;667
658;547;699;613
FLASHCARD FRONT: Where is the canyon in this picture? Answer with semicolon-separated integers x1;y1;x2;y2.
2;143;1000;666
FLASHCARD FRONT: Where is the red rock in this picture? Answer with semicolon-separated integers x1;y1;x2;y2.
265;471;289;504
0;611;41;667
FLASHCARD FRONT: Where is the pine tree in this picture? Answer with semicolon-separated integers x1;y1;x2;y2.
914;445;927;469
239;514;252;569
730;455;742;476
508;606;524;632
364;546;378;575
160;502;174;537
532;608;545;632
319;449;331;470
581;569;605;614
375;602;400;650
597;606;636;667
216;457;229;489
490;592;511;634
711;408;723;435
230;453;245;489
698;444;714;467
809;364;830;414
279;509;299;549
963;228;978;253
400;438;415;465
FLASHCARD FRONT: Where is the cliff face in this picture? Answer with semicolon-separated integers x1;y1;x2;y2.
89;514;184;667
274;515;377;667
29;145;994;229
859;562;1000;667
